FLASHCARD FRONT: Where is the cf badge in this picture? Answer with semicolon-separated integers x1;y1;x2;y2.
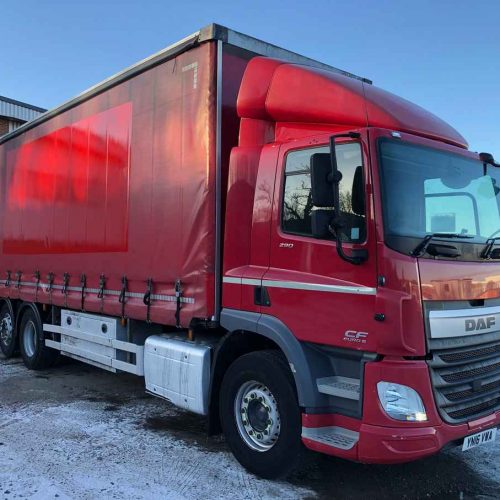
343;330;369;344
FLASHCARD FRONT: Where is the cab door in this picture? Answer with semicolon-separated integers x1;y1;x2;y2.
262;131;378;351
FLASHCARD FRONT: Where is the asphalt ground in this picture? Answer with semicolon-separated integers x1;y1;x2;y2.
1;354;499;499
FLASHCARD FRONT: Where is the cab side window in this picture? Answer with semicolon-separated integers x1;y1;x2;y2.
282;143;366;242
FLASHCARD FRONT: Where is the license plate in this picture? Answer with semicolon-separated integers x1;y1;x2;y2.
462;427;497;451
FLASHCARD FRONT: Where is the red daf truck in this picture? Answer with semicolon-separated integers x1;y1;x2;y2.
1;24;499;478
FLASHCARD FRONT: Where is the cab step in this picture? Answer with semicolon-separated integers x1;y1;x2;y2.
316;376;360;400
302;426;359;450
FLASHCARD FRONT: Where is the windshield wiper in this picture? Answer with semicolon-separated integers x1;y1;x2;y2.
411;233;474;257
481;237;500;259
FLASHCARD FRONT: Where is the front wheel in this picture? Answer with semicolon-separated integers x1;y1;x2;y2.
220;350;303;479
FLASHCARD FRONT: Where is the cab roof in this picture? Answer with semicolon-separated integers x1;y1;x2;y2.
237;57;468;149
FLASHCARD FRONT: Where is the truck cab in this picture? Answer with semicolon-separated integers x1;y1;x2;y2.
221;57;500;474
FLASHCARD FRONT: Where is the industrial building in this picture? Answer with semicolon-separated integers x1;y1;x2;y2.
0;95;46;136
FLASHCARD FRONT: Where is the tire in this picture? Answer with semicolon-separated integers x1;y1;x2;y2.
19;306;59;370
220;350;303;479
0;302;17;358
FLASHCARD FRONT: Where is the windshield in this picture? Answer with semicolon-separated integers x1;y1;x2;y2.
379;140;500;245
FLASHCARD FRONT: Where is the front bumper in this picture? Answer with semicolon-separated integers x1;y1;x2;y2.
301;358;500;463
360;412;499;463
302;410;500;463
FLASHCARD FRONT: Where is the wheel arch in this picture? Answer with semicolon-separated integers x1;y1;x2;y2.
208;309;320;434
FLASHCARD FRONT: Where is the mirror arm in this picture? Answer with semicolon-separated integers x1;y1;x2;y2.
327;221;368;265
328;132;367;265
480;152;500;169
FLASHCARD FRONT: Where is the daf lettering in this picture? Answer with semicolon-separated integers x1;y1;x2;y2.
465;316;496;332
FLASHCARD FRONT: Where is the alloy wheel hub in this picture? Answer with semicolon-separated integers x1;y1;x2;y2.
235;381;281;452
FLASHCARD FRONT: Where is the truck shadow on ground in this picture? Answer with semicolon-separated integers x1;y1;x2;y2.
142;414;228;453
288;451;498;499
138;408;498;499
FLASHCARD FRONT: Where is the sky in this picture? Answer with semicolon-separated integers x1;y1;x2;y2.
2;0;499;158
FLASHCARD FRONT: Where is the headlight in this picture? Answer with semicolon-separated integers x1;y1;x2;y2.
377;382;427;422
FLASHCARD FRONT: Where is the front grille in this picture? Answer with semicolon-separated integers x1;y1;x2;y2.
427;339;500;424
444;379;500;401
447;396;500;420
441;360;500;383
440;343;500;363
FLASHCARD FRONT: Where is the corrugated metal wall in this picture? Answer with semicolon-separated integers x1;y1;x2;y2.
8;120;24;132
0;98;45;122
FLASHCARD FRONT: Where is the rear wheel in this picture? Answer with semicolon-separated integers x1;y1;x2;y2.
220;350;303;479
19;306;58;370
0;303;17;358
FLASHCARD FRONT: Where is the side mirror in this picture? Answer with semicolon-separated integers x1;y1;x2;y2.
351;166;365;216
311;153;335;207
311;209;334;239
312;132;368;266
